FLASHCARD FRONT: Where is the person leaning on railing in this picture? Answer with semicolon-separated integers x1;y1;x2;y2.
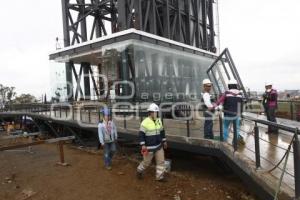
214;80;245;146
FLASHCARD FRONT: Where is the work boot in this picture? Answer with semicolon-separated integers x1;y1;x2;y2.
156;176;167;182
238;136;245;146
136;171;143;180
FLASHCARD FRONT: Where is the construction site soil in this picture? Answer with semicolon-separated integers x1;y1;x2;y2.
0;142;258;200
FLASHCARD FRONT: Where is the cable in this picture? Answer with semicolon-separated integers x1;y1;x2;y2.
241;146;294;178
239;123;296;173
229;122;296;176
273;134;294;200
239;126;294;153
267;134;295;173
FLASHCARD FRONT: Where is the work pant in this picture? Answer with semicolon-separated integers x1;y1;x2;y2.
103;142;116;167
223;116;240;142
137;147;165;180
266;107;278;133
204;111;214;139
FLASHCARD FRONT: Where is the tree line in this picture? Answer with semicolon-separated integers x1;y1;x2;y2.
0;84;37;108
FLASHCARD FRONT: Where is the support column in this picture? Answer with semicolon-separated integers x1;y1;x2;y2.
201;0;208;50
208;0;215;52
117;0;127;30
82;63;91;100
120;50;130;98
62;0;73;101
294;129;300;199
65;63;73;101
79;0;88;42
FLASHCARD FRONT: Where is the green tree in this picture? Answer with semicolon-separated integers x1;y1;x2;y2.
7;87;16;103
13;94;37;104
0;84;10;107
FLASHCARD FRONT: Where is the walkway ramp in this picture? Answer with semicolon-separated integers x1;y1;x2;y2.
0;108;299;200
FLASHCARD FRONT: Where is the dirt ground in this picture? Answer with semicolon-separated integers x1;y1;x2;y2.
0;142;258;200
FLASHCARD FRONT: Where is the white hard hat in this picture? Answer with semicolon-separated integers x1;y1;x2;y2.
202;79;212;85
265;82;272;87
228;79;238;85
147;103;159;112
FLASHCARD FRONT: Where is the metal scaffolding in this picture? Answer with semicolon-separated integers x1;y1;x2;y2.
61;0;216;50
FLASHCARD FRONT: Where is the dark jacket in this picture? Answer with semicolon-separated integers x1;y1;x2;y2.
263;89;278;109
215;89;243;117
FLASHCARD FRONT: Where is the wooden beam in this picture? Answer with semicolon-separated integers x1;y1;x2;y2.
0;132;41;140
0;141;45;151
46;136;75;144
0;136;75;151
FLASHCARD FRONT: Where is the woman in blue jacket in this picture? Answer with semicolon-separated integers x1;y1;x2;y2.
98;108;118;170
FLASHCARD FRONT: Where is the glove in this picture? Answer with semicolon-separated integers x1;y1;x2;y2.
217;105;223;111
141;146;149;156
214;105;223;112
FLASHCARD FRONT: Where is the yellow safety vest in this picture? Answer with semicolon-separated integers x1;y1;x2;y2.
140;117;163;136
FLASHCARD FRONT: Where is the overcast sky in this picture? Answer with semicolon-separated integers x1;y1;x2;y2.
0;0;299;98
219;0;300;92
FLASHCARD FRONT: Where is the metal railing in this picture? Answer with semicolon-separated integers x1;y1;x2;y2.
247;98;300;121
241;114;300;199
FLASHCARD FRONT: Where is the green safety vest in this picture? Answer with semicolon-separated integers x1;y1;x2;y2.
140;117;164;136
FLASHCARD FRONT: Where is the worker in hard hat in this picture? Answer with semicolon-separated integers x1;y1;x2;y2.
137;103;167;181
262;83;278;134
201;79;215;139
214;79;245;145
98;108;118;170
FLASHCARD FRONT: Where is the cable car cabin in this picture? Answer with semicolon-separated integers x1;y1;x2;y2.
49;29;220;105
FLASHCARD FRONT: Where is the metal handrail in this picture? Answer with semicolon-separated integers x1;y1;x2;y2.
243;114;298;134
